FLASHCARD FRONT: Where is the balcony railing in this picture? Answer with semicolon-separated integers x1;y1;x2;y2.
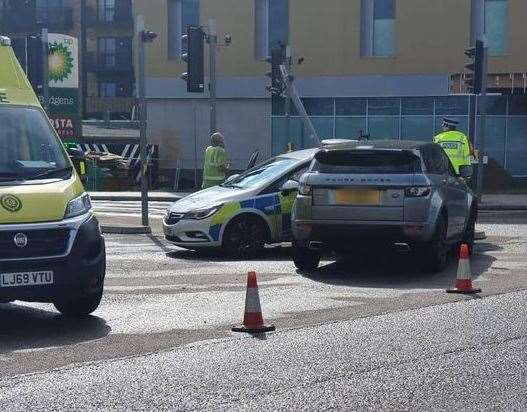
0;7;74;32
86;97;137;119
85;52;133;73
86;6;134;28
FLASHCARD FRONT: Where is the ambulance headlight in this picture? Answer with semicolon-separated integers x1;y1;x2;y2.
184;204;223;220
65;193;92;218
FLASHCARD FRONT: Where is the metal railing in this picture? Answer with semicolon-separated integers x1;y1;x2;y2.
85;52;133;73
0;6;73;31
86;6;134;28
85;97;136;119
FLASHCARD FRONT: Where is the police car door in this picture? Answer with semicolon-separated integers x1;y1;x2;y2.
269;165;309;241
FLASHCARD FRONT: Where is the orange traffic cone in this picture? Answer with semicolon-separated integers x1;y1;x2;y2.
232;271;275;333
446;243;481;294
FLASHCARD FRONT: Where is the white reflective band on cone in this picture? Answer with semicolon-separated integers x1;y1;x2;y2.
244;287;262;313
457;258;471;280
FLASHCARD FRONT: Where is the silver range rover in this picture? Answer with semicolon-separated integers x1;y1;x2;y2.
290;140;477;273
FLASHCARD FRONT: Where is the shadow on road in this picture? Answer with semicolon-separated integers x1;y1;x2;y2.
166;244;293;262
0;304;110;354
297;242;499;291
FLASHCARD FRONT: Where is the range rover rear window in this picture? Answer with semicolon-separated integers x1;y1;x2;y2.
313;150;421;174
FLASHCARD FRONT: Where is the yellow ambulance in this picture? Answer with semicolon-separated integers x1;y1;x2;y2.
0;36;105;316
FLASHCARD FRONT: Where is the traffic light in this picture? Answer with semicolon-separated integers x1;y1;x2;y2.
181;26;204;93
266;47;285;96
24;36;44;93
464;40;484;94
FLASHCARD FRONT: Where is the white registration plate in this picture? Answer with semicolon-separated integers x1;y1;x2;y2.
0;271;54;288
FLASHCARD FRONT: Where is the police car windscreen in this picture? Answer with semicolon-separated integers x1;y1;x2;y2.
313;150;421;174
222;157;297;189
0;106;70;180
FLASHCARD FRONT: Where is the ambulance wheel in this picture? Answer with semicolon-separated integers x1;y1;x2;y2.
222;215;268;256
54;288;103;317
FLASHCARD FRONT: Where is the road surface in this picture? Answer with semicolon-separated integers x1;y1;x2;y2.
0;209;526;410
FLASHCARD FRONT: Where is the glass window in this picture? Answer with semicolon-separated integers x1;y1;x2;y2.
402;97;433;115
373;0;395;56
485;0;507;56
507;117;527;176
368;98;400;115
269;0;289;50
99;81;117;97
302;98;333;116
313;151;421;174
98;0;115;22
98;38;116;67
36;0;63;23
480;95;507;115
478;117;506;166
336;98;367;116
272;117;308;155
421;144;448;175
221;157;297;189
509;95;527;115
167;0;199;60
0;107;69;180
335;117;368;140
311;117;334;140
182;0;199;54
402;117;434;141
368;116;400;139
361;0;396;57
255;0;289;59
435;96;469;115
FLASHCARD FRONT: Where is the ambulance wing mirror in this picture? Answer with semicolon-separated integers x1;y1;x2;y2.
280;179;299;195
459;165;473;178
67;147;85;159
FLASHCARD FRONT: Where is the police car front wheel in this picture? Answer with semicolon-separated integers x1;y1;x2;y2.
222;215;268;256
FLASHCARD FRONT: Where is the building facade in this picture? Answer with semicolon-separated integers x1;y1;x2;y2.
0;0;135;120
134;0;527;186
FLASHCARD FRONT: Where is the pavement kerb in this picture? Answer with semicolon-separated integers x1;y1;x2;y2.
101;225;152;235
90;193;184;202
478;205;527;211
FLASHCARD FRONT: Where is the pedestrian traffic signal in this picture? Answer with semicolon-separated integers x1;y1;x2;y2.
464;40;484;94
181;26;204;93
265;47;285;96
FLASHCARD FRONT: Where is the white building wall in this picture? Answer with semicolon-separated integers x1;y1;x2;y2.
146;98;271;171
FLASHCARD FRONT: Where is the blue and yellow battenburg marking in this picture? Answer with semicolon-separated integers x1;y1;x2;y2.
207;192;295;242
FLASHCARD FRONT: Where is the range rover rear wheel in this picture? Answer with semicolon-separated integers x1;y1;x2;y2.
419;214;449;273
462;209;477;255
293;244;321;271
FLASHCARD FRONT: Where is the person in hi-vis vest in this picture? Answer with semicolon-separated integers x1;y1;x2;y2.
202;132;228;189
433;117;476;174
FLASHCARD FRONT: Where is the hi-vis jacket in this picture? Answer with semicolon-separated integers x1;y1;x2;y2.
434;130;472;173
202;145;226;188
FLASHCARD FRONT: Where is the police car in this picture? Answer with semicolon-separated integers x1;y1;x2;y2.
163;148;317;254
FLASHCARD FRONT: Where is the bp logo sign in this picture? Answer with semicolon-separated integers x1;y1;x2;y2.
48;42;74;83
0;194;23;213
